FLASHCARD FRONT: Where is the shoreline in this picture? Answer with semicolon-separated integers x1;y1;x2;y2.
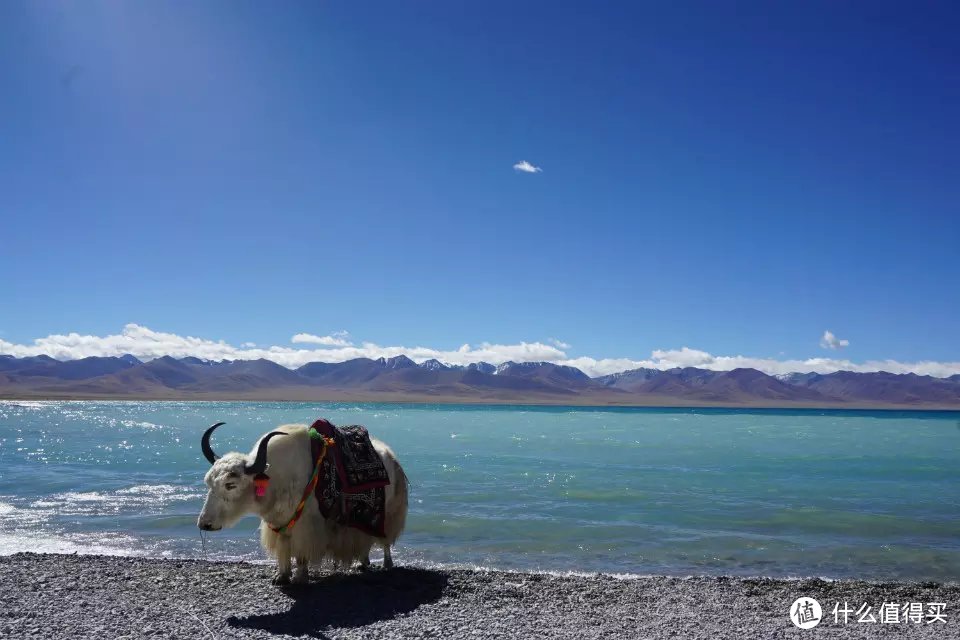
3;553;957;639
3;394;960;412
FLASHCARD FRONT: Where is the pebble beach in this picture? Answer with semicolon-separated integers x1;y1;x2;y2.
2;553;957;639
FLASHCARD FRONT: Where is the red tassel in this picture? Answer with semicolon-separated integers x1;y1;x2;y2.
253;473;270;497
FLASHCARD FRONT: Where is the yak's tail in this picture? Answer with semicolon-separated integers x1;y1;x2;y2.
386;458;409;545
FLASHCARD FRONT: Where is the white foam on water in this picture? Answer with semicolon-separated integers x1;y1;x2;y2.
0;500;54;526
62;491;106;502
0;400;55;411
29;484;205;516
119;419;164;431
116;484;199;497
0;532;140;557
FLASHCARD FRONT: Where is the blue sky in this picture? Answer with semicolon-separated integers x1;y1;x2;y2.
1;2;958;375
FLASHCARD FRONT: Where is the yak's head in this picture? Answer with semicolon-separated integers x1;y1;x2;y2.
197;422;285;531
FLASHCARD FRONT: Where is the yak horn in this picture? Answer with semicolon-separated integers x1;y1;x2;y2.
245;431;287;476
201;422;226;464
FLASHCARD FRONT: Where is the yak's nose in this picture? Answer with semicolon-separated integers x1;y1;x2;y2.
198;521;221;532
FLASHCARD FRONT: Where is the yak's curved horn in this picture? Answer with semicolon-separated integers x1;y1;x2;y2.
201;421;226;464
245;431;287;476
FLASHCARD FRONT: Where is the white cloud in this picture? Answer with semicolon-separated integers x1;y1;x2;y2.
0;324;562;371
561;356;650;377
513;160;542;174
548;337;571;350
291;332;353;347
1;324;958;378
563;349;960;378
650;347;714;367
820;330;850;350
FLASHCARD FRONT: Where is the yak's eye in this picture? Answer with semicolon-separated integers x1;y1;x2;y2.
225;483;237;491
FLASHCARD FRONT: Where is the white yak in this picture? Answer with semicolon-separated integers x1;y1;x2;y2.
197;422;408;584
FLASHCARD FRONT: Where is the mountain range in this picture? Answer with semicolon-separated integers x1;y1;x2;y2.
2;354;959;408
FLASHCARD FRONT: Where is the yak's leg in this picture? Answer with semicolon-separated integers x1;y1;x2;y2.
292;556;309;584
382;544;393;569
357;551;370;571
272;536;292;585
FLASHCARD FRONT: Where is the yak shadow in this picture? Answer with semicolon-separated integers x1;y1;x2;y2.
227;568;449;638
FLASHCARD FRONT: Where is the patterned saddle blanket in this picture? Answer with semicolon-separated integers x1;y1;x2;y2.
309;418;390;537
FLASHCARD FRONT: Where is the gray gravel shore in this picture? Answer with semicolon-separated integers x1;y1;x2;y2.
1;553;957;639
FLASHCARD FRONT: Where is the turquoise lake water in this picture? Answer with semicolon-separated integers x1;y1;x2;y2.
0;401;957;580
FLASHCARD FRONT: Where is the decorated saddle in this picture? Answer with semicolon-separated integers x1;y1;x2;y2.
309;419;390;537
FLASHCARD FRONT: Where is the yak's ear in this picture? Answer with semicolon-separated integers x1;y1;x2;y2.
244;431;287;476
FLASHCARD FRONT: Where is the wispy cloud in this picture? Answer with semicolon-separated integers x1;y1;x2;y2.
291;331;353;347
565;349;960;378
1;324;959;378
820;330;850;350
513;160;542;174
0;324;563;372
650;347;714;367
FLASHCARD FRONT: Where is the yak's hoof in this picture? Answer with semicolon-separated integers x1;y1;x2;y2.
292;571;309;585
272;572;291;585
